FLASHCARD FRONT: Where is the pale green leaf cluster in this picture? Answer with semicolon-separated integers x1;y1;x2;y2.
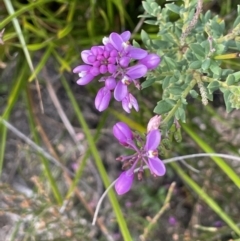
141;0;240;129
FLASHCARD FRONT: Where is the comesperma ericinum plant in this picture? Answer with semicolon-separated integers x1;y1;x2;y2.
74;0;240;194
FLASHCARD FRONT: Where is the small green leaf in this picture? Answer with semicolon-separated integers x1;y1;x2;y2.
152;40;171;49
233;15;240;28
162;76;171;89
207;81;220;93
150;2;159;10
165;3;180;14
163;56;177;69
132;40;140;48
168;86;183;95
190;90;199;98
141;29;150;46
175;107;186;122
226;75;235;86
142;1;152;14
189;43;206;58
232;71;240;82
211;20;225;37
222;89;233;113
204;10;211;23
141;77;156;89
154;99;175;114
210;61;221;75
221;69;234;78
144;20;158;25
201;59;211;70
189;60;202;69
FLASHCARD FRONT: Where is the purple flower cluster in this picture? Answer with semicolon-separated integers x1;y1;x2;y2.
73;31;160;112
113;121;166;195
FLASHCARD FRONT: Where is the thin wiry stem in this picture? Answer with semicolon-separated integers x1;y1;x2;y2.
92;152;240;225
92;179;119;225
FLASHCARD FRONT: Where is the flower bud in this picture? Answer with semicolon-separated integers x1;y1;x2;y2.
139;53;161;70
147;115;161;133
95;87;111;112
113;122;133;144
105;77;116;90
115;171;134;195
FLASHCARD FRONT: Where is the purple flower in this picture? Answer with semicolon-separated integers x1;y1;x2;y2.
105;77;117;90
113;121;166;194
113;122;133;145
122;93;139;113
213;221;224;228
73;65;95;85
114;64;147;101
114;81;128;101
73;31;161;112
115;170;134;195
139;53;161;70
168;216;177;226
95;87;111;112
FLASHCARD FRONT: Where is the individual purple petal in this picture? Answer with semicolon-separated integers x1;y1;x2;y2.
76;74;94;85
122;98;131;113
139;53;161;70
87;55;96;63
119;56;130;67
95;87;111;112
126;64;147;79
97;55;104;61
105;77;116;90
91;46;100;55
105;43;114;51
127;46;148;59
110;49;118;57
73;65;91;73
114;81;128;101
89;67;100;76
115;171;134;195
145;129;161;150
129;94;139;111
103;50;110;58
81;50;92;64
93;61;100;67
120;31;131;42
99;65;108;74
97;46;104;55
112;122;133;143
108;57;116;64
109;33;123;51
107;64;117;74
148;157;166;176
122;93;139;113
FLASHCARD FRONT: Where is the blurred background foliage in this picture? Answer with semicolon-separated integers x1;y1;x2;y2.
0;0;240;240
